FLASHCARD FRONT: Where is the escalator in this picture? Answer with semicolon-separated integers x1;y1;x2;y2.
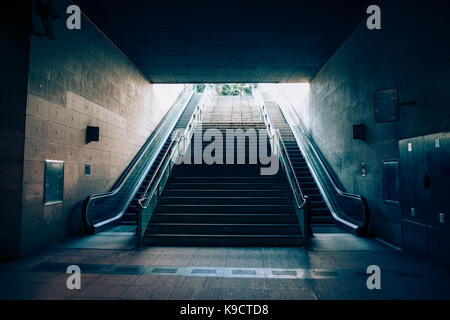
120;93;202;225
266;102;336;231
82;85;368;244
260;89;370;235
82;86;203;233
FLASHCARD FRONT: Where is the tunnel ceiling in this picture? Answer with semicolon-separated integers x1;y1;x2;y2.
73;0;372;83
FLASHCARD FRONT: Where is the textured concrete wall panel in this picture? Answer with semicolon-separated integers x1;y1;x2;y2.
307;0;450;246
18;0;181;256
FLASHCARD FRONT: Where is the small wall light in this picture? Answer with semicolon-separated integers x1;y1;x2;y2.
353;124;366;141
360;163;367;177
85;163;91;176
86;126;99;144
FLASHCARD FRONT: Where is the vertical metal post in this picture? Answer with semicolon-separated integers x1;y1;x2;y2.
136;205;142;248
304;196;313;248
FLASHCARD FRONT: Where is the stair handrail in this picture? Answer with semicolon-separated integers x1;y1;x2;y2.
137;130;182;210
254;88;312;247
273;88;369;235
135;85;215;245
276;130;306;203
82;85;196;233
137;86;212;209
277;130;313;244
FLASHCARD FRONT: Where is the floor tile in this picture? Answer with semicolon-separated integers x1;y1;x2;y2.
267;288;317;300
219;288;268;300
120;285;175;300
169;286;221;300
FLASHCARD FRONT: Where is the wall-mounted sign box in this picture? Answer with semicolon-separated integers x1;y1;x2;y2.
85;163;91;176
374;88;398;122
382;160;400;205
44;160;64;205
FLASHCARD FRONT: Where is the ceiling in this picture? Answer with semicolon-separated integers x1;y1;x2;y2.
73;0;373;83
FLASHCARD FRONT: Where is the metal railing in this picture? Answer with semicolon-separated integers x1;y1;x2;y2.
271;88;369;235
135;85;215;246
254;88;312;247
81;85;196;233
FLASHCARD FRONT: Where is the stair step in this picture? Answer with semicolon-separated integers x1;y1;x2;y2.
148;223;301;235
163;190;289;197
143;234;304;246
312;218;336;225
155;204;295;214
158;196;291;205
302;188;320;194
170;176;287;183
166;182;290;190
152;213;298;224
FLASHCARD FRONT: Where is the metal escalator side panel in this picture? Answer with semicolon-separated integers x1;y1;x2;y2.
263;93;366;234
136;90;213;244
126;93;203;219
82;86;196;233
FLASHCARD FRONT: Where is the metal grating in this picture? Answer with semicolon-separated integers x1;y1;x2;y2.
114;266;140;273
28;262;448;281
311;234;388;251
232;269;257;275
272;270;297;276
191;269;217;275
313;270;340;277
152;268;178;274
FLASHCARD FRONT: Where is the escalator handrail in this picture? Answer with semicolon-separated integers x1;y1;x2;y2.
256;89;309;203
255;89;307;204
111;85;191;189
138;130;182;209
257;90;308;210
277;136;310;211
256;88;312;246
137;86;213;209
135;87;214;245
137;135;180;209
275;89;369;233
276;130;313;244
81;85;195;230
276;129;308;207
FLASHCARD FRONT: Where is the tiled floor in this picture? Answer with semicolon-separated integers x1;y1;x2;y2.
57;225;136;250
1;233;449;300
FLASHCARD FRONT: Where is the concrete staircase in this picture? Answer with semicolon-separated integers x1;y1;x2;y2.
142;97;303;246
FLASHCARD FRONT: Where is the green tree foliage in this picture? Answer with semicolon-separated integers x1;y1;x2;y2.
196;84;206;92
214;84;254;96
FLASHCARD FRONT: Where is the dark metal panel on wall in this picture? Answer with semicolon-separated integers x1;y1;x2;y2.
424;132;450;266
44;160;64;205
382;160;400;205
423;133;450;232
374;88;399;123
399;136;428;258
399;132;450;266
399;137;428;224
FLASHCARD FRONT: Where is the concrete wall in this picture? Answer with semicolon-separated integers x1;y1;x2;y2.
152;84;187;115
1;0;182;259
0;3;31;261
303;0;450;246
